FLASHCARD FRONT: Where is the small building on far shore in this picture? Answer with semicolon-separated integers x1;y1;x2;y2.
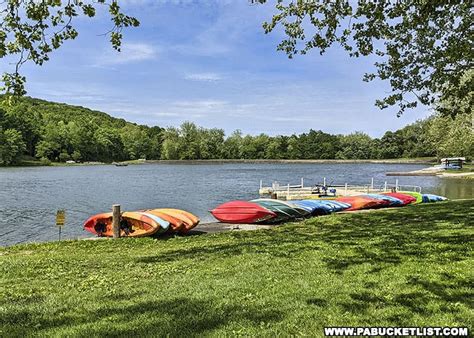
440;157;466;169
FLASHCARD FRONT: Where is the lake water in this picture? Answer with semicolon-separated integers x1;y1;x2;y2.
1;163;472;246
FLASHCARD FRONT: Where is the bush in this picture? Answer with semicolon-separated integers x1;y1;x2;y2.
40;157;51;165
58;152;70;162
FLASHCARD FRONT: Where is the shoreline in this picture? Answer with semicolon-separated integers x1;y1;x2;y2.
7;158;439;168
138;158;437;165
386;166;474;179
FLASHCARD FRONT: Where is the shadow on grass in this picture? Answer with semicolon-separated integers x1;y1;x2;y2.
136;202;472;275
306;298;328;307
316;203;472;274
340;289;433;318
1;297;284;336
338;277;472;326
406;276;473;307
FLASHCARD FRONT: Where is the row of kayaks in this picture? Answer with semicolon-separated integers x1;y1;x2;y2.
82;192;448;236
83;208;200;238
210;192;447;224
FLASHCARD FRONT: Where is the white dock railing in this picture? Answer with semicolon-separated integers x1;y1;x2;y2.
259;177;422;196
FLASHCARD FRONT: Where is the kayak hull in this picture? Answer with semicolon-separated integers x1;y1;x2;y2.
363;194;404;207
336;196;385;211
83;211;164;237
398;191;423;204
381;193;417;205
144;210;185;232
422;194;448;203
293;200;333;215
153;208;200;233
251;199;309;218
210;201;276;224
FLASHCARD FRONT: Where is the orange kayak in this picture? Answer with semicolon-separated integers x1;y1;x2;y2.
153;208;200;233
336;196;386;211
144;209;185;232
83;211;167;237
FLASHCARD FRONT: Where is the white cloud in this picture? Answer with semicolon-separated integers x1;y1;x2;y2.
184;72;223;82
95;42;157;66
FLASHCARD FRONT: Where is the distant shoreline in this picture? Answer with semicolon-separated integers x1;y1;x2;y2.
135;159;437;165
6;158;439;168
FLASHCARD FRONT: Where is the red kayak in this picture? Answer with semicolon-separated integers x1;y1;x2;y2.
210;201;276;224
381;192;417;205
336;196;388;211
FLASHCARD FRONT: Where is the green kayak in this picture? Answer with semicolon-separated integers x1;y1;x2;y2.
251;199;308;220
398;191;423;204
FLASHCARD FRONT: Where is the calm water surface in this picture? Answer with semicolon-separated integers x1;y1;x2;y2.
1;163;472;246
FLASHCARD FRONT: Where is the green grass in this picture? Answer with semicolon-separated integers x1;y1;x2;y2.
1;201;473;336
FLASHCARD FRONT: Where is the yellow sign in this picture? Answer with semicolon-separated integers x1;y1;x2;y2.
56;210;65;227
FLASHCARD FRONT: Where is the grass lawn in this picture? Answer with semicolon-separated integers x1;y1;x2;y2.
1;200;473;336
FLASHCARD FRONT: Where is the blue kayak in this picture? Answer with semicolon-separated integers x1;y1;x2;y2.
293;200;333;215
317;200;352;212
140;212;170;234
422;194;448;203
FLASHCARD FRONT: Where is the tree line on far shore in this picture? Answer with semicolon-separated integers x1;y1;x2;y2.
0;97;472;166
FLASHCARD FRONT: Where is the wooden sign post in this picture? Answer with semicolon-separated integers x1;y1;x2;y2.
112;204;121;238
56;210;65;241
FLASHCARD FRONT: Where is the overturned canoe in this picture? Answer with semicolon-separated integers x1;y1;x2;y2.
210;201;276;224
83;211;168;237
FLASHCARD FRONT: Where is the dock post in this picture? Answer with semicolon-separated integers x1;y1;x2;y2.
395;179;399;191
323;177;326;186
112;204;121;238
301;177;304;188
345;183;348;195
287;184;290;198
260;180;263;189
384;181;387;191
371;177;374;190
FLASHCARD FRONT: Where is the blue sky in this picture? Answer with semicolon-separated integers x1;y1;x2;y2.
5;0;432;137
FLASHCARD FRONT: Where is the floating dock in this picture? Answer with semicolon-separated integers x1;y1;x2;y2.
259;178;421;200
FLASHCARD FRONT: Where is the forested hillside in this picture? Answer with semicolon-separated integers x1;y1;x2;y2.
0;97;163;165
0;97;472;165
